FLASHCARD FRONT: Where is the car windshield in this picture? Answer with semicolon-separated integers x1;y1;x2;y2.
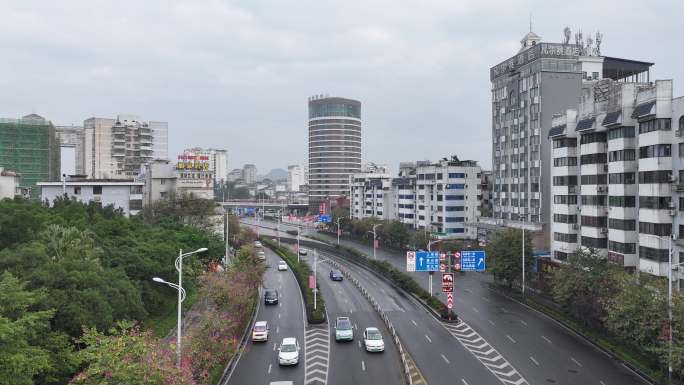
366;330;382;340
337;320;351;330
265;291;276;297
333;270;340;275
281;344;296;352
254;325;266;332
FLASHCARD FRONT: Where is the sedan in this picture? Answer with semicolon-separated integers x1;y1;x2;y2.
278;337;300;366
363;327;385;352
264;289;279;305
329;269;343;281
299;247;308;256
278;260;288;271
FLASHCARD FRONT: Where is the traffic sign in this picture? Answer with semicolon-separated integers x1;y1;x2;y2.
317;215;331;223
308;275;316;289
442;273;454;293
447;292;453;309
415;251;440;272
406;251;416;272
452;251;461;271
461;250;486;272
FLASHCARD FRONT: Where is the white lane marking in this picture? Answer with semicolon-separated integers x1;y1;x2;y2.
501;307;508;313
358;340;362;348
278;313;281;319
361;360;366;371
273;343;277;351
520;319;528;326
276;326;279;334
472;307;479;313
411;319;418;327
350;308;353;314
488;319;495;326
530;356;539;366
461;379;469;385
571;357;583;367
506;334;516;343
542;335;552;344
279;302;282;307
600;381;607;385
441;354;450;364
481;296;490;302
354;323;357;330
425;335;432;343
268;364;272;373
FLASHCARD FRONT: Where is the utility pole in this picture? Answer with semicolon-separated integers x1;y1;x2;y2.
313;249;318;310
369;224;380;259
336;217;342;246
522;227;525;300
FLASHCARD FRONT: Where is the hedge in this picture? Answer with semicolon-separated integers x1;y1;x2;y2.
261;238;326;324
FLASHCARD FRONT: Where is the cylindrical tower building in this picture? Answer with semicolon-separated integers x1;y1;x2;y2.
308;96;362;213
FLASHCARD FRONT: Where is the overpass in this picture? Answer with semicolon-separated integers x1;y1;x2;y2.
220;200;308;215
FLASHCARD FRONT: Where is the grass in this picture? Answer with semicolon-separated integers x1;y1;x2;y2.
145;288;199;338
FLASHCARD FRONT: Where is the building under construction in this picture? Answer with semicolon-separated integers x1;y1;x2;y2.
0;114;60;199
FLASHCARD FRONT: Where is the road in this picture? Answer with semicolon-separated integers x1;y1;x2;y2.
226;245;305;385
246;218;651;385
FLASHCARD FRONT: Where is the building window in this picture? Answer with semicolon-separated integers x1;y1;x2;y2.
607;126;635;140
93;186;102;195
639;196;672;210
609;218;636;231
592;71;599;80
160;191;167;198
553;157;578;167
639;246;669;262
553;175;578;186
638;170;672;184
581;195;607;206
609;195;636;207
639;221;672;236
553;214;577;224
161;179;166;185
580;174;607;185
129;200;143;210
580;153;607;165
609;149;636;162
448;173;465;178
554;195;578;205
608;172;636;184
639;144;671;158
608;241;636;254
639;118;671;134
679;116;684;133
581;236;608;248
74;186;81;195
554;232;578;243
581;216;607;228
580;132;607;144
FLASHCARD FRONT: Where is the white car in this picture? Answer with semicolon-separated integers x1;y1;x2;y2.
334;317;354;341
299;247;308;256
278;337;300;366
254;241;262;248
252;321;269;342
363;327;385;352
257;250;266;261
277;260;288;271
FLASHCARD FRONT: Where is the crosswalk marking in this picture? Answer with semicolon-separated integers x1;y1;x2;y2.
304;325;330;385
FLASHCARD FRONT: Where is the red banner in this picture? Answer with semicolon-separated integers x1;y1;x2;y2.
308;275;316;289
373;239;379;249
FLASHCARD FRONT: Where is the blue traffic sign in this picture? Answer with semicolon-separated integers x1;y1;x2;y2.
317;215;331;223
246;207;255;214
415;251;440;272
461;250;486;272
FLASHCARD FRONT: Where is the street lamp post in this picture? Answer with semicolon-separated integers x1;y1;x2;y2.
277;209;282;247
368;224;381;259
336;217;342;246
296;227;301;264
522;228;526;300
427;239;442;297
152;247;207;368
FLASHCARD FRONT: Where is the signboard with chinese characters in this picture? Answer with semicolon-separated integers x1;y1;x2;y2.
415;251;440;272
442;273;454;293
490;43;583;80
461;250;486;272
176;154;210;170
406;251;416;272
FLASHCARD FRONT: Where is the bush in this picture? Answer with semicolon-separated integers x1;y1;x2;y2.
260;238;326;324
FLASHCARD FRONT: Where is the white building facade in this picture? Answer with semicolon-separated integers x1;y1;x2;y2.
549;79;684;284
182;148;227;183
38;179;144;216
55;125;85;175
288;165;305;192
242;164;257;185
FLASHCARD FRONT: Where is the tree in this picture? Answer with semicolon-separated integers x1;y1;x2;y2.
485;228;533;288
379;220;411;249
410;229;432;250
141;194;218;231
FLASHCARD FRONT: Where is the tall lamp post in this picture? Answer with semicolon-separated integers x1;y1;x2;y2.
296;227;301;263
152;247;207;368
277;209;282;247
427;239;442;297
368;224;381;259
336;217;342;246
522;227;526;300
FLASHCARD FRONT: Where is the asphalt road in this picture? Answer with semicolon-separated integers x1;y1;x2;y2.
297;246;405;385
226;245;306;385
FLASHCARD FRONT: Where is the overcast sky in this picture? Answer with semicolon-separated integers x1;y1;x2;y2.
1;0;682;173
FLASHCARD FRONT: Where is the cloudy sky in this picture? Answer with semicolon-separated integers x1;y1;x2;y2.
1;0;682;173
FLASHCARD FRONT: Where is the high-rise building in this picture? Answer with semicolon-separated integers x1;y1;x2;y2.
308;96;362;212
84;115;166;179
182;148;227;183
56;125;85;176
490;28;652;249
242;164;257;185
549;78;684;283
0;114;60;198
287;165;305;192
149;121;169;160
227;168;243;182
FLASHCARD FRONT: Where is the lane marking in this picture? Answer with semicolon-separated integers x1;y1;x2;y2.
520;319;528;326
278;313;281;319
461;379;469;385
600;381;607;385
273;343;277;351
571;357;583;367
472;307;479;313
506;334;517;343
268;364;272;373
542;335;552;344
501;307;508;313
276;326;279;334
425;335;432;343
488;319;495;326
411;319;418;327
530;356;539;366
441;354;450;364
361;360;365;371
481;296;490;302
358;340;362;348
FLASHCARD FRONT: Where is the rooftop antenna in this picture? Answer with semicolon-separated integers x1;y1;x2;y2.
529;12;532;32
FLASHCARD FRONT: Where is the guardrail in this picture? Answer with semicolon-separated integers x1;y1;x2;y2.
324;258;416;385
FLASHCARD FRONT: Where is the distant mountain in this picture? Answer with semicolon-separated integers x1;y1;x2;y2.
259;168;288;182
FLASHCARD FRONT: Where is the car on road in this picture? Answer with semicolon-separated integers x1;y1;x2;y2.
252;321;269;342
254;241;262;248
299;247;307;256
334;316;354;341
363;327;385;352
264;289;279;305
278;260;288;271
278;337;300;366
257;250;266;261
329;269;343;281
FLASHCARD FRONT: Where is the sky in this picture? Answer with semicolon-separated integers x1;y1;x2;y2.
1;0;683;174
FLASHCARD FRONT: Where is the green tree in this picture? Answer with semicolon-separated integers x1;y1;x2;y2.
141;194;218;231
410;229;432;250
485;228;533;288
0;271;75;385
379;220;411;249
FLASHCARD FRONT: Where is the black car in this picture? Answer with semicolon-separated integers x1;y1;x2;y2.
329;269;343;281
264;289;279;305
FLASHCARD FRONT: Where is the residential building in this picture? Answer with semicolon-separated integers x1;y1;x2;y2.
490;28;652;249
149;121;169;160
38;178;144;216
84;115;166;179
0;114;60;199
182;147;227;183
56;125;85;175
549;79;684;284
0;168;29;199
308;95;362;213
141;159;177;206
242;164;257;185
350;156;483;240
228;168;243;182
480;171;494;217
287;165;305;192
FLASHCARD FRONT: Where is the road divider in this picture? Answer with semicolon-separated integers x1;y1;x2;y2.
261;237;326;324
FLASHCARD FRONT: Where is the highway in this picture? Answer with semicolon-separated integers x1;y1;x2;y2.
245;218;650;385
226;246;305;385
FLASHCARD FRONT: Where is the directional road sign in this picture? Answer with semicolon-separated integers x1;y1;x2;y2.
317;215;331;223
415;251;440;272
461;250;486;272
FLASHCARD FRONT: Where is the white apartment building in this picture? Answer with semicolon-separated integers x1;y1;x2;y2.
55;125;84;175
149;121;169;160
141;159;177;206
0;168;29;199
288;165;305;192
351;157;483;240
182;147;227;183
242;164;257;185
550;79;684;284
38;178;144;216
84;115;168;179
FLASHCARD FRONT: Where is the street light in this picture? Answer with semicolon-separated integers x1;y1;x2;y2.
277;209;282;247
367;224;381;259
296;226;301;263
153;247;207;368
336;217;342;246
427;239;442;297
